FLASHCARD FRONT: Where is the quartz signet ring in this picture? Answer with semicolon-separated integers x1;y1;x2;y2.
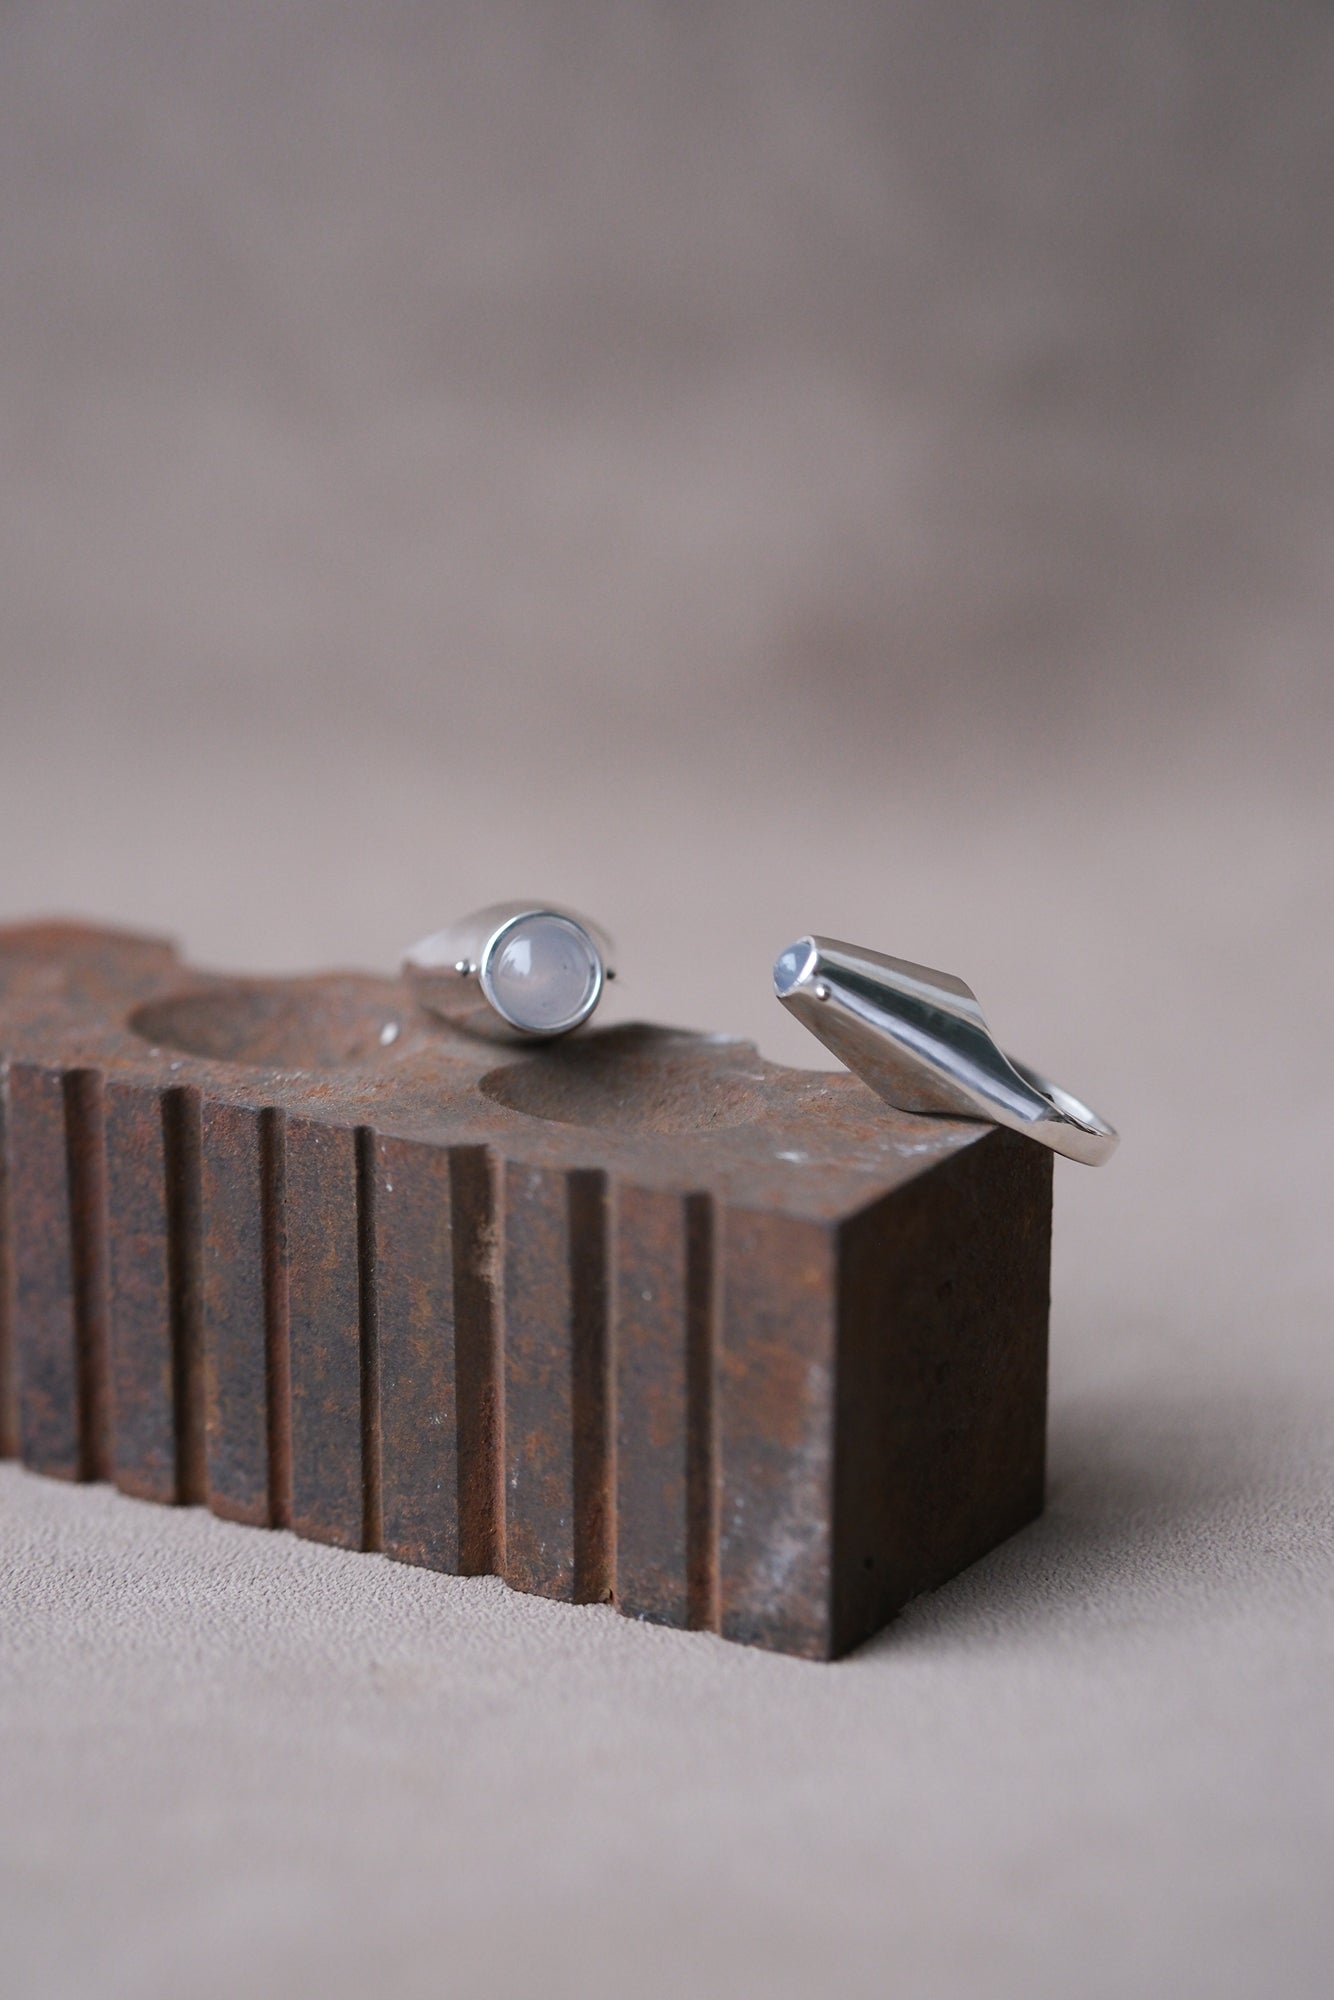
405;903;614;1041
774;935;1118;1166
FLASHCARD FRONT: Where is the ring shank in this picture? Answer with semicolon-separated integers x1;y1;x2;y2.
1006;1055;1119;1165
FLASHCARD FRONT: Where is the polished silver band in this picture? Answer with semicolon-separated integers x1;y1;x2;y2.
774;935;1118;1166
405;902;614;1040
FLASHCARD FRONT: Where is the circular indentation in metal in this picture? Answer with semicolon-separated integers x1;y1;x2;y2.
130;978;411;1069
478;1032;765;1134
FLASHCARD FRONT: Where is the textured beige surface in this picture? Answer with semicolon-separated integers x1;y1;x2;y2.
2;4;1332;1996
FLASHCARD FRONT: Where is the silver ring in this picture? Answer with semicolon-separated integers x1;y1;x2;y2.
404;902;614;1040
774;935;1118;1167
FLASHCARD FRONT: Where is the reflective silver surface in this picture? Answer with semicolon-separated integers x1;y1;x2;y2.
404;902;614;1040
774;935;1118;1166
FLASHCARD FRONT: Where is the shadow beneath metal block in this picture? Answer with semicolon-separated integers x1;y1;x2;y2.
865;1377;1329;1655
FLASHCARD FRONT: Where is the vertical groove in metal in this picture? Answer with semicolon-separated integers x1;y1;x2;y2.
355;1125;383;1553
64;1068;112;1482
0;1060;15;1459
569;1168;611;1604
163;1085;205;1504
260;1106;291;1529
451;1145;502;1576
685;1190;719;1631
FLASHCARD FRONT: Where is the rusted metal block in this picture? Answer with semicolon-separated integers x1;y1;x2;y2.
0;921;1052;1658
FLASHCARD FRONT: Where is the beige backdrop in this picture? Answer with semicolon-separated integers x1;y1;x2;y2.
2;5;1332;1997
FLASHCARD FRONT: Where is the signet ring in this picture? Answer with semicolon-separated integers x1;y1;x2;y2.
405;903;615;1041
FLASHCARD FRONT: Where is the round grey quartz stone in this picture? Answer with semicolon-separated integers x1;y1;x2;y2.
485;913;602;1034
773;939;817;996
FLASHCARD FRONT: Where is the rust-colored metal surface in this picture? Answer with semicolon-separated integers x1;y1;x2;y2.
0;922;1051;1658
